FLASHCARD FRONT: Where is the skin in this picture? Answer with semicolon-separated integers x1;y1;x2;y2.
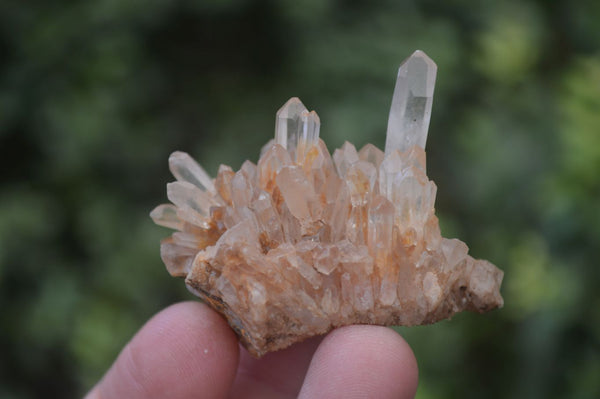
85;301;418;399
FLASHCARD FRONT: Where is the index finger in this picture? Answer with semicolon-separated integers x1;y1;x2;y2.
85;301;239;399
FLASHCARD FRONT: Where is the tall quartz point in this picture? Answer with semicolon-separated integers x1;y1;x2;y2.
151;51;503;358
385;50;437;154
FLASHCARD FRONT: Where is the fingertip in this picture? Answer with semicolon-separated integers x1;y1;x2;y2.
91;301;239;399
299;325;418;399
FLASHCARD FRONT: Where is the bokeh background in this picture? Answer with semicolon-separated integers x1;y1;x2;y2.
1;0;599;397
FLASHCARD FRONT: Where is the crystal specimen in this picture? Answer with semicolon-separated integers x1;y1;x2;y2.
151;50;503;357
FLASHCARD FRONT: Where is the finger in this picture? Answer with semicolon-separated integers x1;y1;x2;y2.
229;335;324;398
85;301;239;399
298;325;418;399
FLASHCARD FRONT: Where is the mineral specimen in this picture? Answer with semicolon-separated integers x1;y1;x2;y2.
151;50;504;357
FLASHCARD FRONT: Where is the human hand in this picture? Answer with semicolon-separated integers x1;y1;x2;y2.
85;301;418;398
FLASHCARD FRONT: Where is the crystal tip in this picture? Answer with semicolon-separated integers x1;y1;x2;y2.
407;50;437;68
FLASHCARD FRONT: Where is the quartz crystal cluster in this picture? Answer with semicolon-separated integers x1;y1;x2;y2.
151;50;504;357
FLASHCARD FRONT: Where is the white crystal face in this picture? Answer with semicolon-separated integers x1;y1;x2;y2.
385;50;437;154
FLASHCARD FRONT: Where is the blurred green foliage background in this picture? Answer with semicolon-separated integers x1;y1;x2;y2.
1;0;599;397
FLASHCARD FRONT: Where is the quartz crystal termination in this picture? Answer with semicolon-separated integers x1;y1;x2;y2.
151;50;504;357
275;97;320;163
385;50;437;154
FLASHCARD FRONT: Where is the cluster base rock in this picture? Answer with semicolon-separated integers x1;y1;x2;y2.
151;51;503;357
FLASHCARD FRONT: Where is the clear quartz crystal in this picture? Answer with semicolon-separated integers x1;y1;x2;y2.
276;166;316;221
368;195;394;261
358;143;385;168
150;204;183;230
333;142;360;178
167;181;216;225
257;144;293;190
385;50;437;154
378;150;403;202
275;98;321;163
275;98;307;155
169;151;216;193
297;110;320;163
252;190;284;245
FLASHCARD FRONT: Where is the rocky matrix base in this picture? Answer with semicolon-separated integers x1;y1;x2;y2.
151;51;504;357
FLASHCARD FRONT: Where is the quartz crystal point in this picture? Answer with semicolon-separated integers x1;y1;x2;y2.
385;50;437;154
275;97;321;163
169;151;216;193
151;51;503;357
